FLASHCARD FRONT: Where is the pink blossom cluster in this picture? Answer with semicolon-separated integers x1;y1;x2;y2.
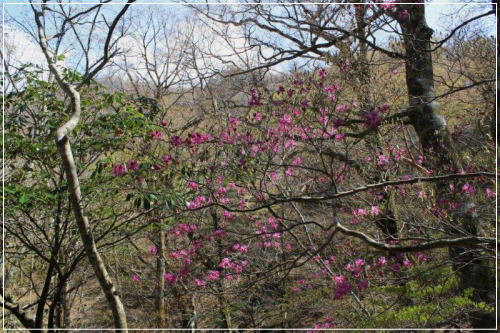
171;223;197;237
186;196;208;210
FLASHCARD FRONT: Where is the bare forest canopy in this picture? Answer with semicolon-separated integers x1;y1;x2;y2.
1;1;497;331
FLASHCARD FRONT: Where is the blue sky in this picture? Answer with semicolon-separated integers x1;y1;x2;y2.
2;1;496;76
3;1;495;35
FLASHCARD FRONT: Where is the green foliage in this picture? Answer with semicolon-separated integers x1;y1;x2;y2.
361;266;494;328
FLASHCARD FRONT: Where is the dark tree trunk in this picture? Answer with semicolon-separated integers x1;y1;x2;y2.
399;4;495;328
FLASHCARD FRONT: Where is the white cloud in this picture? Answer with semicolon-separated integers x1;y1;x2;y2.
2;25;46;68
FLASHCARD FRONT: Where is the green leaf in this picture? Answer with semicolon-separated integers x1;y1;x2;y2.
4;187;16;195
19;194;29;204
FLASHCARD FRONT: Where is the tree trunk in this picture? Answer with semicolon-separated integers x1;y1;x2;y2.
48;274;71;331
1;294;41;333
34;228;58;328
56;133;128;331
62;282;71;329
400;4;495;328
34;8;129;331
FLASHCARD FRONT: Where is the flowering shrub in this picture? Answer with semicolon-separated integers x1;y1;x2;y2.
100;61;495;328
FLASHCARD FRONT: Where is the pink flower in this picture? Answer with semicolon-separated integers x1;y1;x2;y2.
194;278;206;287
180;266;190;277
403;259;412;268
317;68;327;79
416;155;424;165
292;156;302;166
314;316;335;329
170;251;181;259
355;259;365;268
149;245;157;255
371;206;380;216
364;109;381;128
222;210;234;220
150;131;163;140
248;88;261;106
163;273;177;284
206;270;220;281
461;183;475;195
178;223;190;233
253;112;262;122
352;208;367;217
334;133;345;140
280;114;293;125
187;181;200;191
319;115;329;126
284;139;297;149
162;154;172;164
380;1;396;10
333;282;352;299
229;117;239;127
324;84;340;94
193;240;203;249
358;280;368;289
216;186;227;195
111;164;126;176
127;160;139;171
131;274;140;282
339;60;350;72
170;135;183;146
391;69;399;75
485;188;495;198
214;229;226;238
186;196;207;210
336;104;350;112
189;132;211;145
333;274;346;285
219;258;232;268
377;154;390;166
160;120;168;127
377;256;388;266
416;252;427;263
